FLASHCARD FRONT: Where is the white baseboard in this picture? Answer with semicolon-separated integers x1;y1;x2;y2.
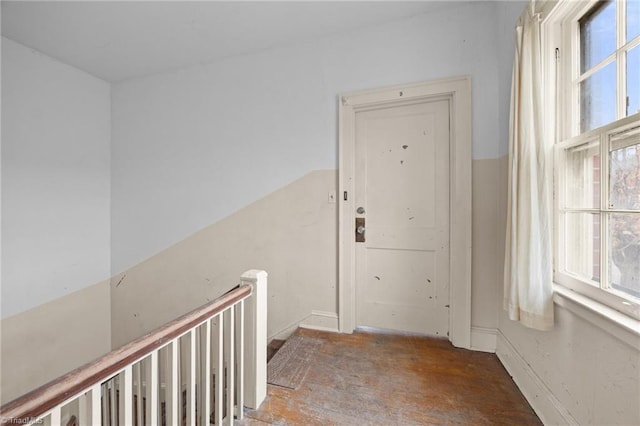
496;331;578;426
269;311;339;341
269;320;301;341
470;326;497;353
299;310;340;333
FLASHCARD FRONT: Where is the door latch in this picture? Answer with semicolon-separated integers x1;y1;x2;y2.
355;217;365;243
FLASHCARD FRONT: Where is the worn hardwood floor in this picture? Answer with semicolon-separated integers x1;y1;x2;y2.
241;328;542;426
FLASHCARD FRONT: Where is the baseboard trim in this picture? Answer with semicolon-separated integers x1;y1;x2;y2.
269;319;301;341
496;330;578;426
269;311;340;341
470;326;497;353
299;310;340;333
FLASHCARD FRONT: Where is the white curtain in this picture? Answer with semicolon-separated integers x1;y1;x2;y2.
504;3;554;331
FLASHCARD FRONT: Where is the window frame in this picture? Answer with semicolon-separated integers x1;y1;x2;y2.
544;0;640;320
563;0;640;136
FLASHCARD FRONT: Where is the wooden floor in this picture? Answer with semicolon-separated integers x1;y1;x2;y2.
240;328;542;426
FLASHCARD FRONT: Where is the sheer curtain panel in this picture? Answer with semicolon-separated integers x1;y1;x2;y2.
504;3;554;331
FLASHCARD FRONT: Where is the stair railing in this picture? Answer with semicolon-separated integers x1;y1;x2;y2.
0;269;268;426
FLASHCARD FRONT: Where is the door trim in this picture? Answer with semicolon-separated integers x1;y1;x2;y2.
338;77;472;349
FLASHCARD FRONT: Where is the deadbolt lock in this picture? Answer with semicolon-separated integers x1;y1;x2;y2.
356;206;366;214
355;217;365;243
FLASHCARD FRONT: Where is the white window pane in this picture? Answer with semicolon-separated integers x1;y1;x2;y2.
609;127;640;210
627;45;640;117
580;60;617;132
565;140;601;209
609;213;640;298
627;0;640;42
580;0;616;73
565;212;601;284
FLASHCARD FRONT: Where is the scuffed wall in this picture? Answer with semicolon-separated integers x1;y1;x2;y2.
110;1;506;344
111;171;337;347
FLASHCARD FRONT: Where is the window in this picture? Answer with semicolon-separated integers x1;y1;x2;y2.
550;0;640;319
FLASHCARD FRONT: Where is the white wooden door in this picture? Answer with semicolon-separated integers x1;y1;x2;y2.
354;99;450;336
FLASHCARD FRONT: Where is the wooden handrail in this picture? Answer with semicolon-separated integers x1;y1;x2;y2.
0;284;252;425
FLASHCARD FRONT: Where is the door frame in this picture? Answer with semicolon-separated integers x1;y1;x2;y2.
338;76;472;349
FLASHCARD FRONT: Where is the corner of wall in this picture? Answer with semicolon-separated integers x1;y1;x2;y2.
0;280;112;404
496;330;579;426
470;326;497;353
299;311;340;334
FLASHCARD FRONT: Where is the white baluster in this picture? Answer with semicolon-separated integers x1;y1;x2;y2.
79;390;88;425
101;383;109;426
204;319;211;426
91;383;101;426
237;300;245;420
109;380;117;426
225;307;235;425
49;407;61;426
215;314;224;426
169;339;179;426
135;361;142;426
149;351;159;426
188;329;196;426
123;365;133;425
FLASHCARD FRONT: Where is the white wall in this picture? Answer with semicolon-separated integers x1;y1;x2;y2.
3;4;636;422
111;46;330;274
496;1;527;158
1;279;111;404
1;37;111;318
494;3;640;425
498;305;640;425
467;0;527;343
1;37;113;403
110;170;337;347
111;1;503;275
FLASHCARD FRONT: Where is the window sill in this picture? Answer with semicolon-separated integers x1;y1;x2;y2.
553;284;640;347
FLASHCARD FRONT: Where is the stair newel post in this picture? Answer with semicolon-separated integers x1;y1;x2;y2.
241;269;268;410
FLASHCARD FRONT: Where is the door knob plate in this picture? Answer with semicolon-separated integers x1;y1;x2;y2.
355;217;365;243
